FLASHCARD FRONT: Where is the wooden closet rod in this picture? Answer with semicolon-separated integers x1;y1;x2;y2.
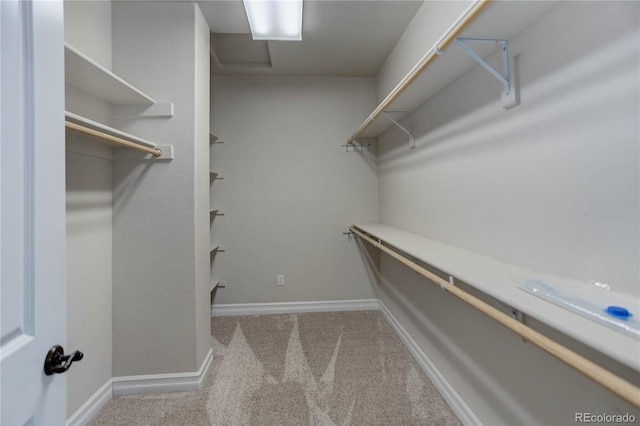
65;121;162;158
348;0;492;143
350;226;640;409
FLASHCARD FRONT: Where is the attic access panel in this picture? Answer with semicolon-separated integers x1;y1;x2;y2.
210;33;272;70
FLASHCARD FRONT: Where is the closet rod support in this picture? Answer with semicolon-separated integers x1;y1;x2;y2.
490;296;518;320
454;38;510;95
381;111;415;149
343;231;354;241
65;121;163;157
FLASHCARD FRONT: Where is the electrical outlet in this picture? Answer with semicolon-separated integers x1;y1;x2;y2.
277;275;285;286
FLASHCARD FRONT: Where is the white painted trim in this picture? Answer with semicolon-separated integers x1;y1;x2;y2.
66;379;113;426
211;299;380;317
378;300;481;426
65;349;213;424
112;348;213;396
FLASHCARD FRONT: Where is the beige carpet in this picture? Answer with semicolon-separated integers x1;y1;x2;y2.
91;311;461;425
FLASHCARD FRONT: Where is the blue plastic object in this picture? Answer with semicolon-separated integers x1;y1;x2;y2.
605;305;632;320
519;279;640;338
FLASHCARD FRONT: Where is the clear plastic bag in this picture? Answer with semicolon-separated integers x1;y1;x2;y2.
519;278;640;339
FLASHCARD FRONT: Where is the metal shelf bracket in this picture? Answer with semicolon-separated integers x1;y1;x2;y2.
382;111;415;149
455;38;511;95
489;296;518;320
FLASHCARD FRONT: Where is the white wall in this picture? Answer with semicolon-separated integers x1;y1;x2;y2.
63;0;112;70
111;1;210;376
376;1;639;424
65;140;113;419
64;2;211;417
64;0;114;418
211;76;379;305
194;5;212;368
375;0;471;103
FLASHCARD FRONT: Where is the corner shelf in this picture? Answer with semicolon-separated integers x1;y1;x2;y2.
210;244;226;254
348;0;556;142
209;131;224;294
210;132;224;144
210;209;224;218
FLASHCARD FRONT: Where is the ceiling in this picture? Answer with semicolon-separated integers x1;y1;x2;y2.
196;0;422;77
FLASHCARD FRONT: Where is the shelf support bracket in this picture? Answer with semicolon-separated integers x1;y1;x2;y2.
382;111;415;149
455;38;511;95
489;296;518;320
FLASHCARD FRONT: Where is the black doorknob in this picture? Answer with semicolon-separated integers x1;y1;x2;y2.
44;345;83;375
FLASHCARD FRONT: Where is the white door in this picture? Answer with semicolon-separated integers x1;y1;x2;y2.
1;0;68;424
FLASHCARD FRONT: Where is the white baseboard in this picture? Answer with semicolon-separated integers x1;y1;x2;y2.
211;299;380;316
67;348;213;425
113;348;213;396
66;379;113;426
378;300;481;426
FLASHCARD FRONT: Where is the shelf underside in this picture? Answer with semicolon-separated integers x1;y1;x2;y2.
65;43;155;105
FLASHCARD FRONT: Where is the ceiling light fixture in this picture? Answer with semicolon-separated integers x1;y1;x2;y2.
243;0;303;41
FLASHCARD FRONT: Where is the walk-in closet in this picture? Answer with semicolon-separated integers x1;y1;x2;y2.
1;0;638;425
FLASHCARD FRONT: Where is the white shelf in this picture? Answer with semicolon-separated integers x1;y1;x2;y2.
64;46;172;158
65;112;157;148
209;131;221;292
352;1;556;140
65;43;155;105
354;223;640;371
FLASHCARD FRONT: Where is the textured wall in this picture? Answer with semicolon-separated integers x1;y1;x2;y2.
65;140;113;418
376;1;640;423
211;76;379;305
194;5;212;369
375;0;471;103
63;0;114;417
111;1;210;376
63;0;112;70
